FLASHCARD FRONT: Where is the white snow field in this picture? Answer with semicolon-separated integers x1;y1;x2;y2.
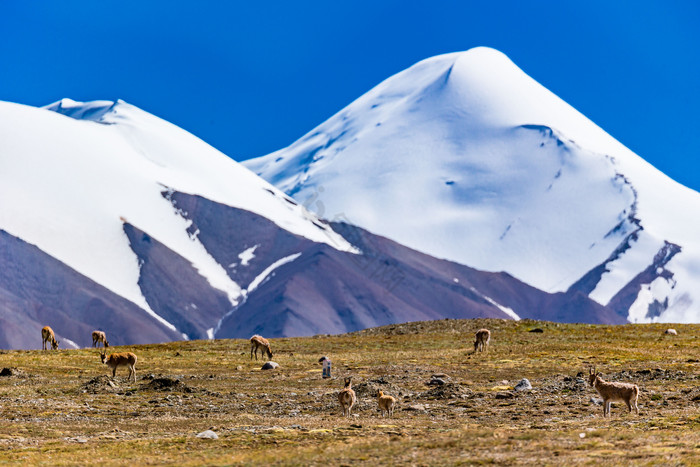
0;98;355;331
246;47;700;323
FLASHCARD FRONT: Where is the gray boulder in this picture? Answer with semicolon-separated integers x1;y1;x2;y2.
514;378;532;392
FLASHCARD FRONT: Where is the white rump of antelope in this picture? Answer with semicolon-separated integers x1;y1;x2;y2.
92;330;109;348
41;326;59;350
588;367;639;417
101;350;138;382
250;335;273;360
474;328;490;353
377;390;397;417
338;377;357;417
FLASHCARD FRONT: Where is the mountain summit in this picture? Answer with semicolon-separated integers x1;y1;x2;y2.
245;47;700;323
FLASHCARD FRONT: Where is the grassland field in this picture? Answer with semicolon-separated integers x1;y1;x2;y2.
0;318;698;465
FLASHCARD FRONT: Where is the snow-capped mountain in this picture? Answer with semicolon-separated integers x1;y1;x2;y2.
0;95;620;349
0;98;354;348
245;46;700;324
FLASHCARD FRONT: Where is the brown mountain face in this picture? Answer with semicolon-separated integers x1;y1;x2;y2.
0;230;182;350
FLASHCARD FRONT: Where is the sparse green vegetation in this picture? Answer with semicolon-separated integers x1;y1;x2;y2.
0;319;698;465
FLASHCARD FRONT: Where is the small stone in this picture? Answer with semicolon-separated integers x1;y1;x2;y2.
495;392;514;399
406;404;427;412
196;430;219;440
590;397;602;405
529;328;544;333
261;361;279;370
514;378;532;392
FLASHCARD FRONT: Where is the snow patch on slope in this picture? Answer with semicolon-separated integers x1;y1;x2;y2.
238;245;259;267
247;253;302;294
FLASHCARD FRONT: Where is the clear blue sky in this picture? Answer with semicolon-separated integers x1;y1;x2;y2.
2;1;699;190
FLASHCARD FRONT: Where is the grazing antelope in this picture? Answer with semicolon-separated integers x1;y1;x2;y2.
100;350;137;382
474;328;490;353
250;335;273;360
92;330;109;348
377;390;397;417
338;377;357;417
41;326;59;350
588;367;639;417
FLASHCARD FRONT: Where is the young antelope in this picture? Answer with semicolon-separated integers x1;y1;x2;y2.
377;390;397;417
588;367;639;417
338;377;357;417
250;335;273;360
92;330;109;348
41;326;59;350
474;328;490;353
100;350;138;382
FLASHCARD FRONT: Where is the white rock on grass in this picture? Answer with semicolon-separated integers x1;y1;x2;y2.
514;378;532;391
196;430;219;440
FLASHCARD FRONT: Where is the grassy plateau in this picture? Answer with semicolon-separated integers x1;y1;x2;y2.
0;319;698;465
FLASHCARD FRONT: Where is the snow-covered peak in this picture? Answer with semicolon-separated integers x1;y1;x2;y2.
0;98;355;320
245;47;700;323
44;97;118;122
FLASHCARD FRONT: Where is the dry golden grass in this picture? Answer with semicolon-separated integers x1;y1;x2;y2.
0;319;698;465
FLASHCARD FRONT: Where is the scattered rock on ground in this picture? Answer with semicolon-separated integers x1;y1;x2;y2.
353;378;402;398
422;382;472;400
80;375;119;394
143;376;193;393
261;361;279;370
196;430;218;439
405;404;427;412
529;328;544;333
495;392;514;399
427;377;446;386
514;378;532;392
0;367;23;377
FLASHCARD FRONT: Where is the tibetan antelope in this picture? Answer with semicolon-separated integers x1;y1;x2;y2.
377;390;397;417
92;330;109;348
474;328;490;353
588;367;639;417
100;350;138;382
338;377;357;417
41;326;59;350
250;335;273;360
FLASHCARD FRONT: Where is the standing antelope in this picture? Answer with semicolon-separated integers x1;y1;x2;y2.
92;330;109;348
338;377;357;417
250;335;273;360
588;367;639;417
474;328;490;353
100;350;138;382
41;326;59;350
377;390;397;417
